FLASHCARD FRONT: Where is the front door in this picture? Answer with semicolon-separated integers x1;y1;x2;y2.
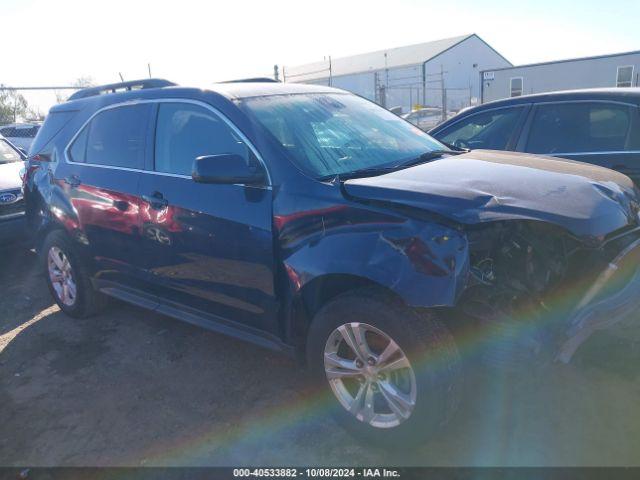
137;101;277;333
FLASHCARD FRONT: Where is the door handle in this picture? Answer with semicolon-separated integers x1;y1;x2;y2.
142;192;169;209
63;175;81;187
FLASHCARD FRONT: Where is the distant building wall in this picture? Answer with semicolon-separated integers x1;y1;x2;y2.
423;34;511;111
287;35;510;114
482;51;640;103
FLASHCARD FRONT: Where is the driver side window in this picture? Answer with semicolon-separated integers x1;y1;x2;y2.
155;102;249;176
437;107;524;151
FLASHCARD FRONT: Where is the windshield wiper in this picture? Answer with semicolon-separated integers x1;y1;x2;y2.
391;149;463;169
319;150;462;182
320;166;400;181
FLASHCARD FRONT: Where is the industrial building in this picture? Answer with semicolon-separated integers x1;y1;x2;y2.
481;50;640;103
284;34;511;114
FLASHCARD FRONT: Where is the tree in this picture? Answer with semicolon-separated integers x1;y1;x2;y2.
55;76;96;104
0;88;29;124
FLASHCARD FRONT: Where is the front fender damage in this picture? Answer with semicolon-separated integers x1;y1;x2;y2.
278;205;470;308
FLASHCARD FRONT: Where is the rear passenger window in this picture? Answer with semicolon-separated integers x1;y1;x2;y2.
526;103;632;154
154;103;249;176
30;111;77;156
69;104;151;168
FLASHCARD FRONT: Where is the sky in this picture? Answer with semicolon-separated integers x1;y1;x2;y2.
2;0;639;113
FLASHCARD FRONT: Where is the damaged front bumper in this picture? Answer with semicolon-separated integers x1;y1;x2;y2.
557;235;640;363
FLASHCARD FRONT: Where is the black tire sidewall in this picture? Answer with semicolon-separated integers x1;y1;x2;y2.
307;289;461;446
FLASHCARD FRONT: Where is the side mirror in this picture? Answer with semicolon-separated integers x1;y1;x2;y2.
192;154;266;185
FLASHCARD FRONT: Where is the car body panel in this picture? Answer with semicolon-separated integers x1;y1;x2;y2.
273;185;470;309
48;162;147;288
137;174;278;332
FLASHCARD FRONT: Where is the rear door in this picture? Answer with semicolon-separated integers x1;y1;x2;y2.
59;103;153;289
520;101;640;184
137;100;277;333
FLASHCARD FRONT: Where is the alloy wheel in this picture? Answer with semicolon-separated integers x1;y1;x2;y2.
324;322;417;428
47;246;77;307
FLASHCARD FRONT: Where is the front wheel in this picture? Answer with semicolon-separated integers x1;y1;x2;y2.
307;288;462;447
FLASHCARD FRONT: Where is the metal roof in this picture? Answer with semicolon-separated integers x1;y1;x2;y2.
481;49;640;74
285;34;481;82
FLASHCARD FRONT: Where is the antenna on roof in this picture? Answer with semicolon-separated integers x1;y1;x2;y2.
118;72;124;82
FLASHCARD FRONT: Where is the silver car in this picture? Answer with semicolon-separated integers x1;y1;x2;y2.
402;107;445;131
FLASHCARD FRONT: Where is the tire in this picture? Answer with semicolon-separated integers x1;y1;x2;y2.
306;287;462;447
42;230;108;318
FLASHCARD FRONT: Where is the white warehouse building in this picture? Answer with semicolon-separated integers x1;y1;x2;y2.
481;50;640;103
284;34;512;114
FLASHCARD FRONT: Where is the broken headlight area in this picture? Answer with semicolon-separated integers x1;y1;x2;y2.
456;221;640;368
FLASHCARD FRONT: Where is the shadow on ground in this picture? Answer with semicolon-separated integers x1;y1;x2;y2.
0;246;639;466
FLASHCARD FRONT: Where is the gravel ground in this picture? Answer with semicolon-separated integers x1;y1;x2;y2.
1;245;639;467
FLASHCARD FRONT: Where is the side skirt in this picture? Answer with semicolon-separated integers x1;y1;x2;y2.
94;279;296;357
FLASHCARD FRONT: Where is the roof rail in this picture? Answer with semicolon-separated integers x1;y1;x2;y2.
68;78;177;101
220;77;279;84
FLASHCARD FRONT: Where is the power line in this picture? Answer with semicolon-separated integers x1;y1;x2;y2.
0;86;79;91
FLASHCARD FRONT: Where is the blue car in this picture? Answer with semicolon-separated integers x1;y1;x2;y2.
24;79;640;446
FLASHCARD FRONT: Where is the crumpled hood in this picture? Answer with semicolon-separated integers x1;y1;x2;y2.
343;150;640;240
0;161;24;191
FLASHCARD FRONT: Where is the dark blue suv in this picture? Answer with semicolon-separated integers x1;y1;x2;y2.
24;79;640;446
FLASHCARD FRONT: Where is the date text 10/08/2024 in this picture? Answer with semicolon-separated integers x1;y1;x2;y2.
233;468;401;478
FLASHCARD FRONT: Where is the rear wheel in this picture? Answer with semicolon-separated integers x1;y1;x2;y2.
42;230;107;318
307;288;462;447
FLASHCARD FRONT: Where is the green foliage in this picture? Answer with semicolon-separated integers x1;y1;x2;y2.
0;89;28;124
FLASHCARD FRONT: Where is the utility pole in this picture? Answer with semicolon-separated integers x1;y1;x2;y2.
328;56;332;87
440;64;447;122
273;65;280;82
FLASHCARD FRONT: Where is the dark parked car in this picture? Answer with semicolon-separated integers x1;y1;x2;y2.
24;79;640;446
0;135;26;245
429;88;640;184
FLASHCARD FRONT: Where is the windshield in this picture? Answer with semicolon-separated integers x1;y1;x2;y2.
0;139;22;164
241;93;445;178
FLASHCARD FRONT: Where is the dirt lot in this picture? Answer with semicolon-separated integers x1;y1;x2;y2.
1;245;639;467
